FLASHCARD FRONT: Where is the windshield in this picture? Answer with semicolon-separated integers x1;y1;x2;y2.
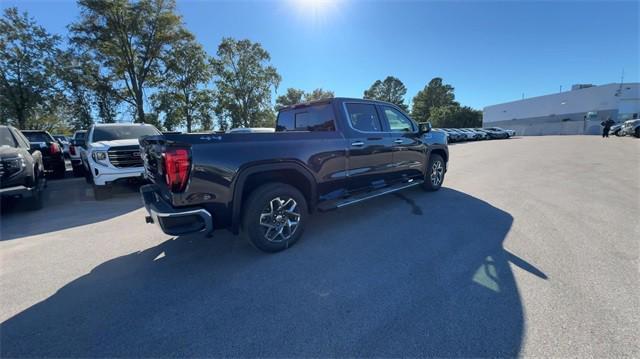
0;127;17;147
23;132;53;143
92;126;160;142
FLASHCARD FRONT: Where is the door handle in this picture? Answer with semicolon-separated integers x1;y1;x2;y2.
351;141;365;147
394;139;404;144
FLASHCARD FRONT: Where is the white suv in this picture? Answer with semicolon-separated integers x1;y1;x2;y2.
81;123;161;199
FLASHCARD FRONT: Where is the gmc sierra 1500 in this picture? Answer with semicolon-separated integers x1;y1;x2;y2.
140;98;449;252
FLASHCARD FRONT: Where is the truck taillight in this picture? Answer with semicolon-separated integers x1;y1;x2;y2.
164;148;190;192
69;146;76;156
50;142;60;154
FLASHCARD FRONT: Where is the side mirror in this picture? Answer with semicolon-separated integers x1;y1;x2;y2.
418;122;432;134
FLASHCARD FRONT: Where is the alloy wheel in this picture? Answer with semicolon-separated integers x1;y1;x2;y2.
430;160;444;186
258;197;301;243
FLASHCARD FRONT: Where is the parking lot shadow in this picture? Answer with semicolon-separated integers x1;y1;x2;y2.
0;188;546;357
0;178;142;241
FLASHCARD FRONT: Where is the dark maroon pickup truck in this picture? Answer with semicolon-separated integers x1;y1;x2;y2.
139;98;448;252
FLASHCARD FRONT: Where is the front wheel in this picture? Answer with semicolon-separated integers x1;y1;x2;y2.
423;154;445;192
635;128;640;138
242;183;308;253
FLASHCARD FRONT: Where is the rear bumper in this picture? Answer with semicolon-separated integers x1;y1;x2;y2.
43;156;66;171
140;184;213;236
0;185;32;198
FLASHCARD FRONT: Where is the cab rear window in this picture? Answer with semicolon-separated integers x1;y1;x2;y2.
23;132;53;143
276;103;335;132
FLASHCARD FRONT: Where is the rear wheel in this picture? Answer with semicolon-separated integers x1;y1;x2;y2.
53;163;66;179
242;183;307;253
635;128;640;138
422;154;445;192
25;175;44;211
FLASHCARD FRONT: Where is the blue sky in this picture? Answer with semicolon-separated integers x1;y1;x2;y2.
3;0;639;110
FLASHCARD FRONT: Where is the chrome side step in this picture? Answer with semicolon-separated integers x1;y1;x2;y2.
317;180;424;212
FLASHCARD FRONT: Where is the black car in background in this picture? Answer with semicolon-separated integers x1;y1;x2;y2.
21;130;66;179
69;130;87;177
0;125;46;210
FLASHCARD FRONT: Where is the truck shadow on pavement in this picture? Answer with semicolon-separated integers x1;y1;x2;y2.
0;179;143;241
0;188;547;357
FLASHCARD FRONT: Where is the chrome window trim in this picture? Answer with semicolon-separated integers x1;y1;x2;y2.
342;101;419;135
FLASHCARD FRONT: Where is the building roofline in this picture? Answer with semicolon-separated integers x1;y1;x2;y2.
484;82;640;110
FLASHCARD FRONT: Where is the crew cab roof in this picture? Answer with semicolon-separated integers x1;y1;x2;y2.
92;123;156;127
277;97;400;112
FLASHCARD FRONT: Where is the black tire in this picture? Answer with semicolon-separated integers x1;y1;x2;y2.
53;164;66;179
72;165;84;177
423;153;445;192
25;178;44;211
93;185;111;200
614;130;623;137
242;183;308;253
635;128;640;138
85;169;94;184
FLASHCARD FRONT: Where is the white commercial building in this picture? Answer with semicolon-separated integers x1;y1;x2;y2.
483;83;640;135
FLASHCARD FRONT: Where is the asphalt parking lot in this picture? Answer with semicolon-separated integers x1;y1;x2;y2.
1;136;638;357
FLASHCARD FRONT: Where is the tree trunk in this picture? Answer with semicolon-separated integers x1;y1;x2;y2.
135;91;145;123
16;107;26;130
185;94;192;132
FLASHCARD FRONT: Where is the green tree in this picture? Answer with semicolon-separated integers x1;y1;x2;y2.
411;77;458;123
275;88;305;109
55;50;96;130
93;74;121;124
363;76;408;111
154;38;213;132
0;7;61;129
305;88;334;102
193;90;216;131
70;0;190;123
275;87;333;110
429;105;482;128
212;38;281;128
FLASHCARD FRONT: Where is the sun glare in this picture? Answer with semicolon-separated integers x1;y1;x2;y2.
289;0;341;24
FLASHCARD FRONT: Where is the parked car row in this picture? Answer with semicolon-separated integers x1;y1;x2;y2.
609;119;640;138
439;127;514;143
1;122;163;209
1;125;47;210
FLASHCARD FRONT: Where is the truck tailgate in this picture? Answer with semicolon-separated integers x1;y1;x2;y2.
139;135;172;193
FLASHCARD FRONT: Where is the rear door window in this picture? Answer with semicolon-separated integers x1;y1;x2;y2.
276;103;336;132
345;103;383;132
